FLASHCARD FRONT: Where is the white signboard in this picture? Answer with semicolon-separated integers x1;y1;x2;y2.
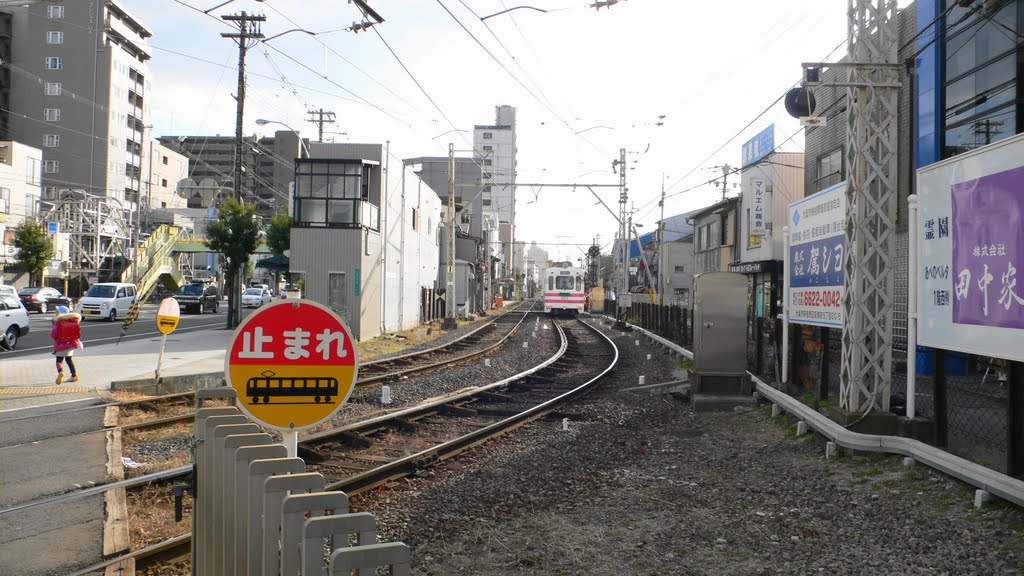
750;180;766;237
786;182;846;327
916;133;1024;362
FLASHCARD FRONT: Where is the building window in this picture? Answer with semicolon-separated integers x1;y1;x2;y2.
482;145;492;151
46;31;64;44
483;132;493;139
815;147;843;191
483;159;492;166
45;57;62;70
44;82;62;96
942;0;1021;158
162;156;169;165
162;178;168;187
293;161;378;229
0;188;9;214
674;265;685;273
44;160;59;173
47;5;64;18
43;108;61;122
44;134;60;147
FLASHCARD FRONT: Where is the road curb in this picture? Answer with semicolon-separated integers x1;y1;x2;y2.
110;371;225;395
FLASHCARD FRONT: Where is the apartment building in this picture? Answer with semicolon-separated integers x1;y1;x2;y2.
3;0;153;212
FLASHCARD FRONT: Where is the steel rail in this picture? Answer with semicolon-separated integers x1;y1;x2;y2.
0;308;540;515
68;315;614;575
323;318;619;494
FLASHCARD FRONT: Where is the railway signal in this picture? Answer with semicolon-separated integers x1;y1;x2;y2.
225;300;359;451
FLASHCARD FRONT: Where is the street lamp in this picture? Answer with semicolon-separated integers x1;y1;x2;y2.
255;119;310;157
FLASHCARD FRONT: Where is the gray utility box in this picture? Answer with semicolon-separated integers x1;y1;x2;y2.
692;272;751;396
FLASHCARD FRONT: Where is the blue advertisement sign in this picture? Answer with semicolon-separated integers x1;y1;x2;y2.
741;125;775;168
787;182;847;327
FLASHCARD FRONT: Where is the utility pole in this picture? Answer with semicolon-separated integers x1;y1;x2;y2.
221;10;264;328
719;164;732;200
443;143;457;330
658;175;666;305
615;147;628;327
839;0;900;417
306;108;336;142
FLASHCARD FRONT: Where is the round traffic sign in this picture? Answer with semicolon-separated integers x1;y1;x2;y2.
225;299;359;431
157;298;180;334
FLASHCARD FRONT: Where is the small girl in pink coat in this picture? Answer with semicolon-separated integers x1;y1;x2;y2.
50;306;83;384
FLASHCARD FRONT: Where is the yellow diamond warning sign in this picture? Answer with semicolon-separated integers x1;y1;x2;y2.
225;299;359;431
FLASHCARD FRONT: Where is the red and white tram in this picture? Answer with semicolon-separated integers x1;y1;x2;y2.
543;262;585;316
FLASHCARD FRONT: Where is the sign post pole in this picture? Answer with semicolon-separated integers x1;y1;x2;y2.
782;225;790;384
907;195;918;419
284;431;298;458
155;298;181;381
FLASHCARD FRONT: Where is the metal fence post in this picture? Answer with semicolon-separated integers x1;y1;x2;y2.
247;458;305;575
262;473;326;576
935;349;948;447
282;492;350;575
222;434;274;576
819;328;830;404
233;445;288;575
1008;361;1024;479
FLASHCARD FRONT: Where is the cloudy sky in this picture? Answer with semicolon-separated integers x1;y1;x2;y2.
124;0;853;263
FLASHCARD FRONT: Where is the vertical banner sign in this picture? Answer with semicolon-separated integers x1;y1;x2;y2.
750;179;767;244
225;299;359;431
354;268;361;297
917;133;1024;362
787;182;847;327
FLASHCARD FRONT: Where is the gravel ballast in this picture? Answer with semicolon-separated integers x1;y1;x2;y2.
352;317;1024;575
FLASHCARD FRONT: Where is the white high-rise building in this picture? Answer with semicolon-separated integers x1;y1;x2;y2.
473;105;517;278
4;1;152;213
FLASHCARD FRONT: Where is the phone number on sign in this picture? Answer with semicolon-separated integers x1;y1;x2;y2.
792;289;841;308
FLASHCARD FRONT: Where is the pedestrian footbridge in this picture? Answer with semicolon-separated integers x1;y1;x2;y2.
120;224;272;302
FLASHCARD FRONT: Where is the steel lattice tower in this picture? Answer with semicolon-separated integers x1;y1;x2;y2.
840;0;901;413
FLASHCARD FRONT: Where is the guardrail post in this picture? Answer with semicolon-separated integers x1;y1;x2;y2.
330;542;412;576
282;492;350;575
262;473;327;576
247;458;305;575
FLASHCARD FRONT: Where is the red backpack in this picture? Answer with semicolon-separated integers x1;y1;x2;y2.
58;320;81;342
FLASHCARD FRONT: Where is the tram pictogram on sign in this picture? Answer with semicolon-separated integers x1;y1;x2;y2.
225;299;359;431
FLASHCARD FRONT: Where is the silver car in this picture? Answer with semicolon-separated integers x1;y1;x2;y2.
242;287;272;308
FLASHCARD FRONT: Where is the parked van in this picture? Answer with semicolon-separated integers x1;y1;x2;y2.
76;282;137;321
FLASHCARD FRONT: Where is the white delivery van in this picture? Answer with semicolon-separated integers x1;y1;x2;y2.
76;282;138;321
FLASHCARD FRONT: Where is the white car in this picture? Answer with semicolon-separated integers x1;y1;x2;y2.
242;287;272;308
0;293;30;350
76;282;138;321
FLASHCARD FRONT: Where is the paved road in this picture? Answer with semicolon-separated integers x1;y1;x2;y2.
4;299;263;358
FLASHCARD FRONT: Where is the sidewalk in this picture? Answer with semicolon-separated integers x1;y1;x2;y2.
0;329;232;413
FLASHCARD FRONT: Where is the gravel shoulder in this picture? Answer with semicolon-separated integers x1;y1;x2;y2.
354;318;1024;575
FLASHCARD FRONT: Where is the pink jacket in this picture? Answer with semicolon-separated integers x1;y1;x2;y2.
51;312;83;353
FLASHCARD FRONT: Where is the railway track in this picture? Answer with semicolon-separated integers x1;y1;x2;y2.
64;315;617;574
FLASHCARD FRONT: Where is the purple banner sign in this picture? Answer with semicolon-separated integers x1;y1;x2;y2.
951;165;1024;329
